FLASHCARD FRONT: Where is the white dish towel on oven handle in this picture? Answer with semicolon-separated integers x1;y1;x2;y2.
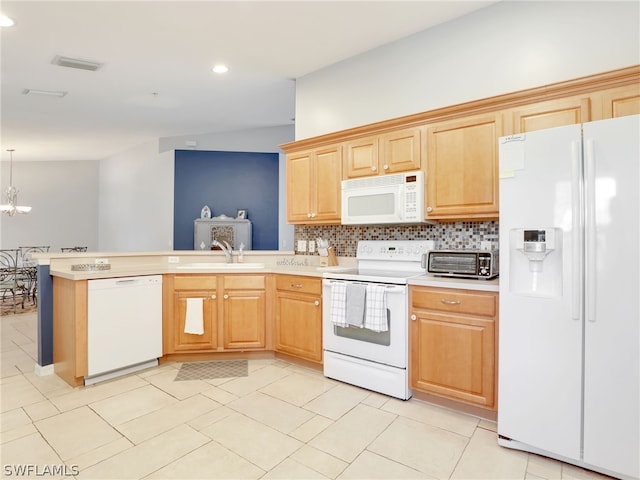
330;282;348;327
365;284;388;332
345;283;366;327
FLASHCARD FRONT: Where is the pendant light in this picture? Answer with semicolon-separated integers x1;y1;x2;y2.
1;149;32;216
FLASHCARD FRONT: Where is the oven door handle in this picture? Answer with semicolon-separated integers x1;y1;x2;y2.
323;279;406;293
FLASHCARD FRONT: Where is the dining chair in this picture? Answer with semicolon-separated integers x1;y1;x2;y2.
17;246;49;307
60;246;88;252
18;245;50;263
0;249;28;313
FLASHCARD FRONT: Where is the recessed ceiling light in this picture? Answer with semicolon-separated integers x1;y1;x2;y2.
212;64;229;74
0;15;14;27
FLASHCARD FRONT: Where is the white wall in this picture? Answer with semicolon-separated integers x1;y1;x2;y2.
98;141;174;251
0;160;99;252
295;1;640;139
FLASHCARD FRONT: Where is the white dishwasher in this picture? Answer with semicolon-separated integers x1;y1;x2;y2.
87;275;163;385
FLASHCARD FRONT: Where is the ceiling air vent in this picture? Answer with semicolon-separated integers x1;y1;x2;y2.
52;55;103;71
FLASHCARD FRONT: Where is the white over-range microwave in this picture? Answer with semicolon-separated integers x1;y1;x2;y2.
341;171;425;225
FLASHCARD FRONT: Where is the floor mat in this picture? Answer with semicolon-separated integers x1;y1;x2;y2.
174;360;248;381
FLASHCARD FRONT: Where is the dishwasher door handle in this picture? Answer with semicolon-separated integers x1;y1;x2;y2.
115;279;140;286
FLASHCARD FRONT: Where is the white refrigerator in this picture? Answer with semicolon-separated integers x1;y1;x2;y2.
498;114;639;480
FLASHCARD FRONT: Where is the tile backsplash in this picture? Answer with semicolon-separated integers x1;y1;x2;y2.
295;221;499;257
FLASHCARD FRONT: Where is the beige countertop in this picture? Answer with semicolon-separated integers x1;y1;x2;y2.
408;274;499;292
35;251;357;281
36;251;499;292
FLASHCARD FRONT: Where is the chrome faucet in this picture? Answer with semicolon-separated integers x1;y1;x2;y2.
211;240;233;263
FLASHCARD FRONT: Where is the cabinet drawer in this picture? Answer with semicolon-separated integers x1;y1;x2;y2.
411;287;496;317
223;275;265;290
174;275;217;290
275;275;321;295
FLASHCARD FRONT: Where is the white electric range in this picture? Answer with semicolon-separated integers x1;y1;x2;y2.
322;240;435;399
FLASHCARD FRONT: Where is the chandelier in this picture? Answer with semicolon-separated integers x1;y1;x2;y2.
1;149;32;216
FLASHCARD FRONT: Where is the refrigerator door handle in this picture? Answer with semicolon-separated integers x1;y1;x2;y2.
585;138;597;323
571;140;583;322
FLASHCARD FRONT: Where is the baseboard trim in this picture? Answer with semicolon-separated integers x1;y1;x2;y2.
34;363;55;376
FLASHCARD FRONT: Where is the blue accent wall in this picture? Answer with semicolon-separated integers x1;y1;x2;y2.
173;150;279;250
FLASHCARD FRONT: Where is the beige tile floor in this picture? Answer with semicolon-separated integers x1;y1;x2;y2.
1;311;614;480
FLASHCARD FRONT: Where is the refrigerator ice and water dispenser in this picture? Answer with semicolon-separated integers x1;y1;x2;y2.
509;227;562;297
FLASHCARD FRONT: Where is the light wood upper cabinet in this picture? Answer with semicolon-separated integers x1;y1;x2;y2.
426;113;501;219
410;286;498;410
505;85;640;133
381;127;423;174
280;67;639;223
505;95;591;134
286;144;342;224
344;127;423;179
595;84;640;119
344;136;378;178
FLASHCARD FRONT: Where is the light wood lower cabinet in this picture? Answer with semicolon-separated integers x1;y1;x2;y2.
52;277;88;386
174;290;218;351
222;275;266;349
409;286;498;410
163;274;266;354
274;275;323;363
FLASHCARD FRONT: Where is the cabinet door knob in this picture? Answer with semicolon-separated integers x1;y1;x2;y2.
371;165;377;171
223;294;229;299
426;206;433;213
307;213;312;218
314;300;320;306
211;294;216;299
410;314;417;321
383;164;389;170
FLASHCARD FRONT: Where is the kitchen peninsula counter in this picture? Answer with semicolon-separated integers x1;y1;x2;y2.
35;251;357;281
39;252;500;292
